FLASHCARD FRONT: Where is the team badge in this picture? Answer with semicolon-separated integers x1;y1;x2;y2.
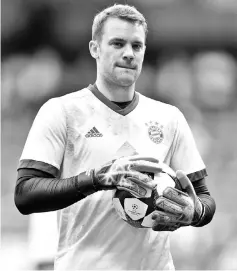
146;121;164;144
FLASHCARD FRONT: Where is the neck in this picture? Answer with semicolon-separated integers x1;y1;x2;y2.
95;77;135;102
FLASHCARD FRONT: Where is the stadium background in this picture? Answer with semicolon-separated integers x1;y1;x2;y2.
1;0;237;269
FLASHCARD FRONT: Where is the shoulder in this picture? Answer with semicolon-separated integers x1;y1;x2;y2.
58;87;93;103
137;92;182;118
39;87;93;115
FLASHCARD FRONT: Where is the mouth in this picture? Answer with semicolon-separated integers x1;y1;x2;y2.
116;64;136;70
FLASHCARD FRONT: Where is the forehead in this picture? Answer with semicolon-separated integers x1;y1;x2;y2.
102;17;145;43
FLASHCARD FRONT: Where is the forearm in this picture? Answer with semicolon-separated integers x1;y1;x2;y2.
192;178;216;227
193;193;216;227
15;176;84;214
14;169;97;215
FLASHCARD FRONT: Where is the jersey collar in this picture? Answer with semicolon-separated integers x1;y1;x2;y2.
88;84;139;116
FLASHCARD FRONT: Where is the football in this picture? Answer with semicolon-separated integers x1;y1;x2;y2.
112;166;181;228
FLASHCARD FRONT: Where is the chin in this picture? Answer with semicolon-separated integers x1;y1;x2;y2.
119;80;135;87
117;76;136;87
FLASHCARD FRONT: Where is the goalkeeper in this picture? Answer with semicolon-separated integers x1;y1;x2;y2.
14;3;216;270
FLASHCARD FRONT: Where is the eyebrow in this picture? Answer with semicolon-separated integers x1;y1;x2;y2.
109;37;144;44
109;38;125;43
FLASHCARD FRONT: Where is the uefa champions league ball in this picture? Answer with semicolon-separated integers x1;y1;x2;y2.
112;166;181;228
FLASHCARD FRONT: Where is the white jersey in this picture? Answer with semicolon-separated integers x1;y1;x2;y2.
19;85;207;270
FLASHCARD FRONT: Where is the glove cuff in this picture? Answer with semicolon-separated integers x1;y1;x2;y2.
191;198;205;226
76;170;99;196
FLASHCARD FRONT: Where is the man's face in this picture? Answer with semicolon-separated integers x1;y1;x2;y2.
96;17;146;87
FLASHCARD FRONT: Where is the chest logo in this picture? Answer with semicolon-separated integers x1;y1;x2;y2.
146;121;164;144
85;126;103;138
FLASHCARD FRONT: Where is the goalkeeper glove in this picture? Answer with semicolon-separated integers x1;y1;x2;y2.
77;155;163;198
152;170;204;231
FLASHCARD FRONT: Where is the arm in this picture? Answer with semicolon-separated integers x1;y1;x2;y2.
191;177;216;227
15;156;165;215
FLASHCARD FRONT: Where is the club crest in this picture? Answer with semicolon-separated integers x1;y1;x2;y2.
146;121;164;144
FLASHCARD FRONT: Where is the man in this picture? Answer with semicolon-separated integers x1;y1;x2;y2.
15;4;216;270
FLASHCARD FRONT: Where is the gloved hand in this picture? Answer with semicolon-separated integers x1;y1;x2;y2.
90;155;163;198
152;170;204;231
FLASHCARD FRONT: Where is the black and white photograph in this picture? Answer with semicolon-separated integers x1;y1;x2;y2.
1;0;237;270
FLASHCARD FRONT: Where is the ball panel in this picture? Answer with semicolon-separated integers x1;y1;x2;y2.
124;198;148;221
141;213;154;228
112;198;127;221
155;172;176;195
125;217;144;228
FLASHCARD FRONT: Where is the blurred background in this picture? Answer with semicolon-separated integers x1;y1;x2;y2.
1;0;237;269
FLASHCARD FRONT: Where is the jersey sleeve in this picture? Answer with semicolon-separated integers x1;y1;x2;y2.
18;98;67;175
170;108;207;182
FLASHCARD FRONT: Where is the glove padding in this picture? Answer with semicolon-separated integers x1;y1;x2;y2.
152;170;203;231
90;155;163;198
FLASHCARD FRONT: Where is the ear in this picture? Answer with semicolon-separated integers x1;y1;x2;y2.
89;40;100;59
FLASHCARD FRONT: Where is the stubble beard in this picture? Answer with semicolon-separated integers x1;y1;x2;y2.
112;66;141;87
98;62;142;90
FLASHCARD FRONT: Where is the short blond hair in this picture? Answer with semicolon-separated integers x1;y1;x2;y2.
92;4;148;42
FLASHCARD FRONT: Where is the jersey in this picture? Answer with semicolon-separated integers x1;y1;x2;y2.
19;84;207;270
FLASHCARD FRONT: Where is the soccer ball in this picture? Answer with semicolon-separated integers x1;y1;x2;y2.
112;166;181;228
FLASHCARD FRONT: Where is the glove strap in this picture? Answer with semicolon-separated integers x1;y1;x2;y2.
191;198;205;226
76;170;99;196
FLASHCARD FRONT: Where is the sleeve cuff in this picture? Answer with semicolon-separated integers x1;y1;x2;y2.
187;168;208;183
18;159;59;177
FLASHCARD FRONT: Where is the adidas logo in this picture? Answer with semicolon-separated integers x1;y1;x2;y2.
85;127;103;138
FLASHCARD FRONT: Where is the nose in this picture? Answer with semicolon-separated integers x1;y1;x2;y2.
123;44;134;61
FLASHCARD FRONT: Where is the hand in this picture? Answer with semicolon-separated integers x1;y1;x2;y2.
152;170;203;231
90;155;164;198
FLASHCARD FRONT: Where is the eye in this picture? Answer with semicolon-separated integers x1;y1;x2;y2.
133;44;143;51
112;42;123;48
